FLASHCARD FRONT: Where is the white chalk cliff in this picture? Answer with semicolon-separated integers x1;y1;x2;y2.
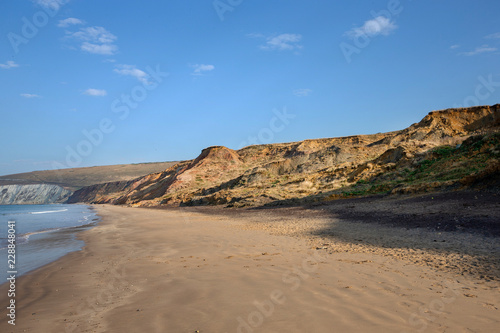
0;184;72;205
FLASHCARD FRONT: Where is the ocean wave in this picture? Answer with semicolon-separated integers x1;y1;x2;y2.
0;232;37;249
0;226;76;249
0;228;59;247
30;208;68;215
1;208;69;216
0;220;99;249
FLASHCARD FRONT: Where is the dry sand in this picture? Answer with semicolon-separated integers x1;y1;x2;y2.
1;205;499;332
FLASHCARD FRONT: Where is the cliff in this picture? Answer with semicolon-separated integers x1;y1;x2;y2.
0;161;179;191
0;184;72;205
67;104;500;207
0;161;179;205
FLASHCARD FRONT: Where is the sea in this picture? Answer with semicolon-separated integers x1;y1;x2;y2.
0;204;99;282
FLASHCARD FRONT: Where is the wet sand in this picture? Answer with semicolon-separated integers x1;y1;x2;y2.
1;204;499;332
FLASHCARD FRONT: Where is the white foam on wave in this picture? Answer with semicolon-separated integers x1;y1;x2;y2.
30;208;68;215
79;214;90;223
0;205;99;250
0;228;62;249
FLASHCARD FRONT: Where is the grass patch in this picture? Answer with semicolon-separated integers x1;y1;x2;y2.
330;133;500;199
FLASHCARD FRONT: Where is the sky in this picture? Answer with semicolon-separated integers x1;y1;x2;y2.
0;0;499;176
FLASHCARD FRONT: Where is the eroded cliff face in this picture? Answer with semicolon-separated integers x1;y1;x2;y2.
0;184;72;205
67;104;500;207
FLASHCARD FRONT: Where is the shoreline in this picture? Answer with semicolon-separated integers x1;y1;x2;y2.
0;222;97;284
0;204;99;283
1;204;499;332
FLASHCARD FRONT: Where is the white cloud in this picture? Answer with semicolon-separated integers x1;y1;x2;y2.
81;42;118;55
33;0;68;10
58;18;85;28
191;64;215;75
345;16;397;39
293;89;312;97
69;26;118;55
0;61;19;69
20;93;41;98
114;64;149;84
460;45;497;56
261;34;302;51
72;26;116;44
83;88;107;97
450;44;460;49
484;32;500;39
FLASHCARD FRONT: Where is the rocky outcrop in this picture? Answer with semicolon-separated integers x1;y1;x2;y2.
374;104;500;146
0;184;72;205
66;104;500;207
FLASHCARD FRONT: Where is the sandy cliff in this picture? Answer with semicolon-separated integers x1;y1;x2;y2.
67;104;499;207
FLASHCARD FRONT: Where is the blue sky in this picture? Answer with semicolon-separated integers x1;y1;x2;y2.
1;0;499;176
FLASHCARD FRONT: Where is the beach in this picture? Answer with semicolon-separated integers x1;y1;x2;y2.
0;204;99;282
1;204;499;332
